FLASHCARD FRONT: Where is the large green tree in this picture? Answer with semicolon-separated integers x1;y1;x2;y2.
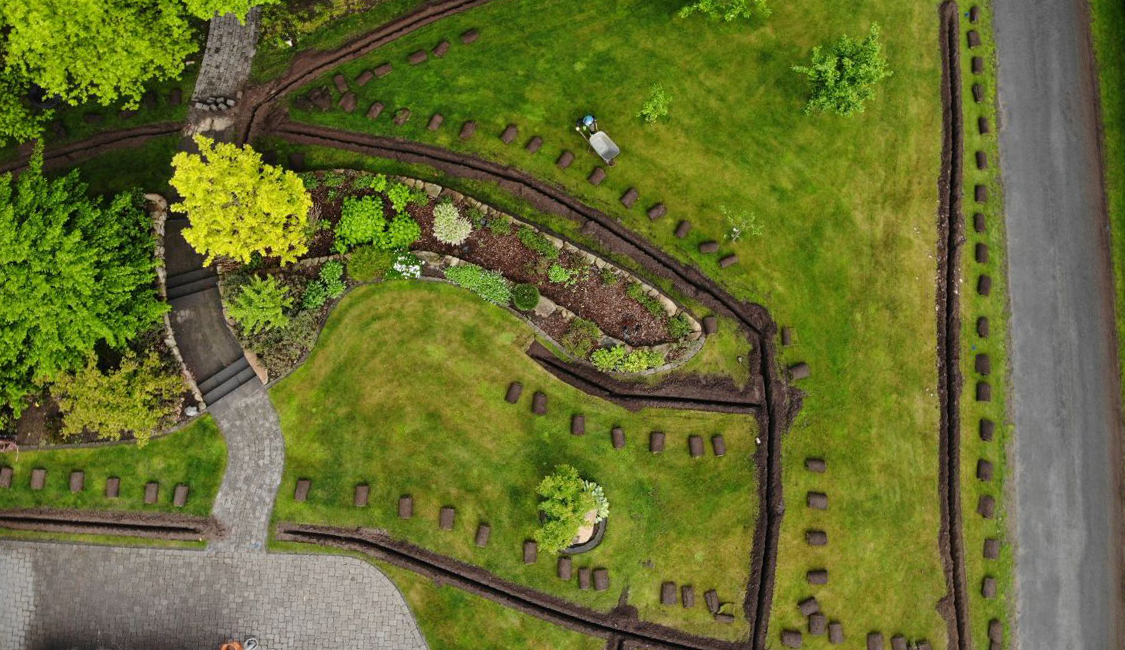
171;135;311;265
0;150;166;416
793;24;892;117
0;55;48;148
0;0;198;107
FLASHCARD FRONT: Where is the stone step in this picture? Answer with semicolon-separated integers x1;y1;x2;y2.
166;267;216;291
166;274;219;300
197;356;250;395
201;365;257;406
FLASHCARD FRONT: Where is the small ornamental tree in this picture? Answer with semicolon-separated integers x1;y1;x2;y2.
227;275;292;334
432;202;472;245
172;136;311;265
0;0;198;107
534;465;607;554
678;0;770;22
793;24;892;117
0;149;166;416
53;352;184;446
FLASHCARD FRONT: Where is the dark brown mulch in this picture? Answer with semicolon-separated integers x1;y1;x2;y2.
413;203;671;346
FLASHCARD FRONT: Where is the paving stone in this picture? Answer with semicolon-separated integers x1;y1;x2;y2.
394;108;411;125
428;113;444;131
30;469;46;491
0;466;12;489
288;152;305;171
354;484;369;507
333;74;348;93
719;254;739;268
868;632;885;650
809;613;827;635
433;40;451;58
976;242;989;263
979;116;991;134
798;597;819;616
807;569;829;585
688;435;704;458
978;494;996;518
984;537;1001;559
807;492;828;510
399;495;414;518
375;63;393;78
557;151;575;168
806;530;828;546
169;88;183;106
782;327;794;345
805;457;827;472
593;568;609;591
69;471;84;493
408;50;428;65
355;70;374;87
501;124;518;144
294;479;311;502
977;316;991;339
829;621;845;644
977;381;992;402
989;618;1003;642
674;220;692;238
144;482;159;504
460;121;477;139
702;315;717;334
525;136;543;153
505;382;523;403
977;458;994;481
974;212;987;232
571;414;586;436
711;435;726;457
557;556;572;579
83;113;102;124
475;523;491;547
588;167;606;185
973;83;984;102
699;241;720;254
681;585;695;608
173;484;190;507
982;575;997;598
578;567;592;590
970;5;981;22
105;477;119;498
978;274;992;296
968;30;981;48
972;56;984;74
661;581;677;605
460;29;480;44
980;418;995;441
439;506;456;530
612;427;626;449
976;353;992;375
976;150;989;170
532;391;547;415
647;203;667;220
620;188;639;208
891;634;908;650
704;588;719;613
338;92;357;113
649;431;665;453
781;630;803;648
790;363;811;380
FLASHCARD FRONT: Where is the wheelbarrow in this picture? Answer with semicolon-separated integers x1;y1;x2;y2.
575;115;620;165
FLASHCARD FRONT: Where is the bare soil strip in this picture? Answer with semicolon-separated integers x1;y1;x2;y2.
0;508;221;541
0;123;181;174
936;3;971;648
270;121;791;650
276;522;747;650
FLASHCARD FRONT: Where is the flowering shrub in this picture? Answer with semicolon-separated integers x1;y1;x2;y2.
561;318;601;358
444;263;511;305
432;202;473;245
389;251;423;280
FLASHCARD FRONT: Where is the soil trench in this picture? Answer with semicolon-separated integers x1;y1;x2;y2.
936;3;971;649
0;508;221;541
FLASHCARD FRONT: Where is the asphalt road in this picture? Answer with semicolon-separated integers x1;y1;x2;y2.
993;1;1125;648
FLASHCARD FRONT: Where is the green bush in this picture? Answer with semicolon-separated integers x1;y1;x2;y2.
489;217;513;236
534;465;603;555
466;206;486;228
512;283;541;311
561;318;601;358
637;84;673;124
678;0;770;21
518;226;560;259
627;282;666;317
353;173;388;192
667;314;693;339
335;196;385;251
600;268;620;285
793;24;891;117
228;275;292;334
591;345;665;373
52;351;184;447
444;263;512;305
319;260;346;299
378;213;422;250
432;202;473;245
347;246;396;283
301;280;329;310
547;263;580;286
386;181;427;214
249;309;320;376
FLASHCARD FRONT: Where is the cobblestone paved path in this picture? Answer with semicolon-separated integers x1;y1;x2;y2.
193;9;261;102
0;542;428;650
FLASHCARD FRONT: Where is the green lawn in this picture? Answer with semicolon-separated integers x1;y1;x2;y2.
1091;0;1125;423
270;281;757;641
53;135;182;197
0;415;227;519
282;0;949;643
956;5;1014;650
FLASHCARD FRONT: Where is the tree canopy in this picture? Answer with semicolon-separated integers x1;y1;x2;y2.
183;0;277;21
0;56;49;148
171;136;312;265
793;24;892;117
0;0;199;107
0;150;166;416
534;465;602;554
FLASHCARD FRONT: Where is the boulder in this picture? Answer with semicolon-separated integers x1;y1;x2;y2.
649;431;666;453
475;523;491;547
294;479;311;501
588;168;606;185
174;484;190;507
712;435;727;457
620;188;639;208
674;221;692;238
440;506;456;530
557;151;575;168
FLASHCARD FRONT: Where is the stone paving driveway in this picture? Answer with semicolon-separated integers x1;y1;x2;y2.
0;542;428;650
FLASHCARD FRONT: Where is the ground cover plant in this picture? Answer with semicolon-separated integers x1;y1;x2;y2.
288;0;947;639
271;281;757;640
0;415;226;519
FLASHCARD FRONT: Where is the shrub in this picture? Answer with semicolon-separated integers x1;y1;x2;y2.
228;275;292;334
335;196;385;251
637;84;673;124
347;246;396;283
489;217;513;236
354;173;388;192
667;313;693;339
298;172;321;190
512;284;541;311
678;0;770;21
518;226;560;259
591;345;665;373
379;213;422;250
301;281;328;311
466;206;486;228
561;318;601;358
533;465;605;555
627;282;666;317
444;263;512;305
433;203;473;245
722;205;763;241
548;263;580;286
319;260;346;299
386;181;427;214
388;251;423;279
249;309;320;377
53;351;184;446
793;24;892;117
600;268;620;285
171;136;311;265
322;171;346;188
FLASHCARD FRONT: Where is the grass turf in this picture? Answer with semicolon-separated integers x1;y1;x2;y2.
0;415;227;519
956;5;1014;649
270;281;757;641
1090;0;1125;433
55;135;182;197
286;0;951;643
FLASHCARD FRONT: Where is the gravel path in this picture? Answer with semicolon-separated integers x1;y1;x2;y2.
0;542;428;650
993;0;1125;647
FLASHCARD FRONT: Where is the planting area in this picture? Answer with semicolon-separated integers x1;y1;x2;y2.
283;0;949;644
0;416;227;520
270;281;757;641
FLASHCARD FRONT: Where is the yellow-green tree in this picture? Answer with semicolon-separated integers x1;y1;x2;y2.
171;136;311;265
